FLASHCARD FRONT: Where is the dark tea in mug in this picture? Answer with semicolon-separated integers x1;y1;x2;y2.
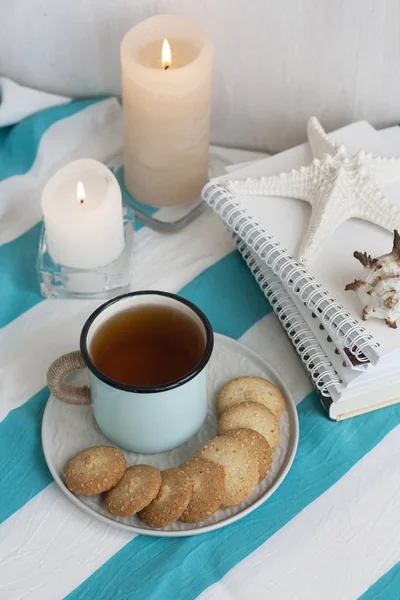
90;304;206;387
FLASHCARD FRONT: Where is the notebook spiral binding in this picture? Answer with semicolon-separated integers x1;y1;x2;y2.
236;238;342;398
203;182;380;365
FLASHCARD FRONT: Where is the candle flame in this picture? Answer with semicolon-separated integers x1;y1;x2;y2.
77;181;85;204
162;38;171;69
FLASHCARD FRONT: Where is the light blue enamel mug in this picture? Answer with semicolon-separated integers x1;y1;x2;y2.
47;291;214;453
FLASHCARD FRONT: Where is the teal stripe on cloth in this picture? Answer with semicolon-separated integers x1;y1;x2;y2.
0;126;10;153
180;250;271;338
0;99;101;181
0;388;52;523
0;223;42;327
67;396;400;600
0;250;270;523
360;562;400;600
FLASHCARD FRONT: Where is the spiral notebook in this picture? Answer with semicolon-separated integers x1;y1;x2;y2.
203;121;400;420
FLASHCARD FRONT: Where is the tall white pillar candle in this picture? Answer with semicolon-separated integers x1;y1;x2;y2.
121;14;213;207
41;159;125;269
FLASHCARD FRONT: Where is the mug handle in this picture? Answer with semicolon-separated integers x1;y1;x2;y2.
47;351;91;406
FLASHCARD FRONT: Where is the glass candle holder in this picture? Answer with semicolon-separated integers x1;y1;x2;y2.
37;207;135;299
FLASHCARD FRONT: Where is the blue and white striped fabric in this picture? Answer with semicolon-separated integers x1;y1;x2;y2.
0;91;399;600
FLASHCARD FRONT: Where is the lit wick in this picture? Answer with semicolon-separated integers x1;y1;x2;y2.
162;38;172;71
77;181;86;205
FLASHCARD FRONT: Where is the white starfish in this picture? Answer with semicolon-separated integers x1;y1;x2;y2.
227;117;400;265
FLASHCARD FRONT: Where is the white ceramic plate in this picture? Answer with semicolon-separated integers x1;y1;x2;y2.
42;333;299;537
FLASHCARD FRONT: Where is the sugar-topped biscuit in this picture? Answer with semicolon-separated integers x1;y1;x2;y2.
104;464;162;516
179;458;225;523
139;468;192;528
195;435;258;508
218;401;280;451
64;445;126;496
217;376;285;420
225;428;272;482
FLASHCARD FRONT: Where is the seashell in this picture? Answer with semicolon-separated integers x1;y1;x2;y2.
345;230;400;328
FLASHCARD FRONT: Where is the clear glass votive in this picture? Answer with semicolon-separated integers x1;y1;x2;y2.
37;207;135;299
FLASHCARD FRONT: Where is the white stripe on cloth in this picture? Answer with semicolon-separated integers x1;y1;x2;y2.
0;209;233;422
0;77;70;127
0;483;134;600
0;98;123;244
198;425;400;600
0;314;310;600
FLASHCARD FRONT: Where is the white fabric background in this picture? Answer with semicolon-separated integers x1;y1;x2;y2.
0;0;399;152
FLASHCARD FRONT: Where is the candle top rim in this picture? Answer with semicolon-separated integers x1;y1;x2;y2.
41;159;121;221
121;14;213;76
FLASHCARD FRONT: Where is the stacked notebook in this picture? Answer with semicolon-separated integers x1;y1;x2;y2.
202;121;400;420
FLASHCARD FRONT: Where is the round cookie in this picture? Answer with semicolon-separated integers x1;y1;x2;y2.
225;428;272;482
218;401;280;452
104;465;162;517
217;376;285;420
195;435;258;508
179;458;225;523
64;446;126;496
139;468;192;528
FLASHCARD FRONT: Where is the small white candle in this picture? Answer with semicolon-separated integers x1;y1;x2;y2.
41;159;125;269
